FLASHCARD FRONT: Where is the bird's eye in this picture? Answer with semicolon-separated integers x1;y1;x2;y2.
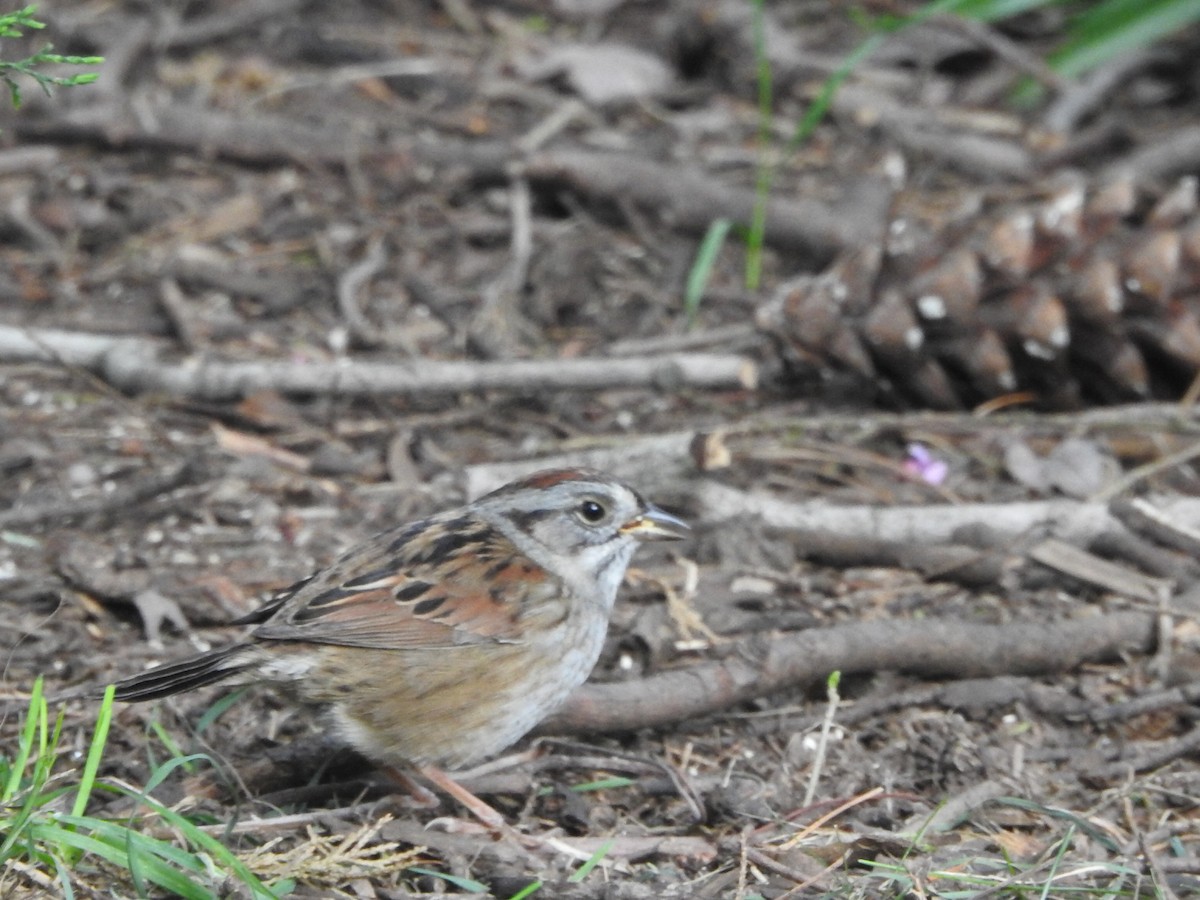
577;499;608;523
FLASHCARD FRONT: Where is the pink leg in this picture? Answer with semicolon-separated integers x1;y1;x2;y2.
382;766;441;810
417;764;508;831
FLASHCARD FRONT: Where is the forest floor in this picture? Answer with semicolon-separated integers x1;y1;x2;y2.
3;1;1200;897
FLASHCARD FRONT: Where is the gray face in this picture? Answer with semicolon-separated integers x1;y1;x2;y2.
525;481;645;598
485;479;642;569
475;470;687;606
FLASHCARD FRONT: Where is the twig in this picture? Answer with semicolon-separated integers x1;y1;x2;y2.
1043;50;1156;133
0;145;59;176
470;172;534;358
380;817;713;864
1091;437;1200;502
803;674;840;807
933;15;1065;92
156;0;307;50
1088;530;1197;582
608;323;761;357
505;174;533;298
831;83;1032;179
1157;858;1200;875
785;529;1010;588
1028;538;1172;602
1102;124;1200;183
911;779;1010;836
1088;679;1200;724
1088;722;1200;781
517;99;589;153
524;148;881;257
549;611;1156;735
1111;496;1200;556
157;278;201;351
1139;832;1182;900
744;683;949;737
88;16;153;102
0;324;145;368
6;193;61;256
744;845;819;890
335;236;387;349
1151;583;1174;684
698;481;1200;546
771;787;889;847
0;324;756;399
100;348;755;399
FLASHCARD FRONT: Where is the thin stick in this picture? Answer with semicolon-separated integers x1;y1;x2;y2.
802;672;840;807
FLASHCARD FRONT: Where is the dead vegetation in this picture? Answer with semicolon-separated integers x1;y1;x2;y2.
3;1;1200;896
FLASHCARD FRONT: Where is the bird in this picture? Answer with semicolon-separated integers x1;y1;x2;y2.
102;468;689;822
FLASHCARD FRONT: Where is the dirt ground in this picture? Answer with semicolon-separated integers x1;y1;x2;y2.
4;1;1200;897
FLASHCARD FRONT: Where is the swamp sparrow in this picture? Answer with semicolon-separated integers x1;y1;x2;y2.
106;469;688;779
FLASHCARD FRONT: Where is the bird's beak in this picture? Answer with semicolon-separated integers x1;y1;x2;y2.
622;504;690;541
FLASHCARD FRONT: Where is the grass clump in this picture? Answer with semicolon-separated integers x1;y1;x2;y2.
0;678;283;898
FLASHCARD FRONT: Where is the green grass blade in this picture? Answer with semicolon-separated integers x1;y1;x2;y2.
70;685;114;819
786;34;886;155
52;855;77;900
143;753;212;795
3;676;43;802
991;796;1121;852
568;839;613;883
0;682;59;864
507;880;542;899
147;719;195;776
34;820;213;900
0;789;43;864
113;789;279;898
939;0;1062;21
685;218;731;325
1038;823;1074;900
408;866;489;892
1051;0;1200;77
195;687;248;735
570;776;636;793
55;815;209;874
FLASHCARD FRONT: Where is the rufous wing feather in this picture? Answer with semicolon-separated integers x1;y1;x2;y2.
246;514;560;650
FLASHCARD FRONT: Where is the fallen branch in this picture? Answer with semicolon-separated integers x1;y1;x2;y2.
550;611;1155;735
1088;529;1198;583
1089;722;1200;782
1101;123;1200;183
0;324;756;399
1110;496;1200;556
102;349;756;399
1028;538;1172;602
523;148;884;258
782;529;1011;588
698;481;1200;545
832;83;1033;180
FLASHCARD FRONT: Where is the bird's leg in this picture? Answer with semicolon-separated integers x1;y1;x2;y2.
390;764;572;858
417;764;508;831
380;766;441;811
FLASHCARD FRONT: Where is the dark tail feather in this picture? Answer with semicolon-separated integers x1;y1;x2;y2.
105;645;255;702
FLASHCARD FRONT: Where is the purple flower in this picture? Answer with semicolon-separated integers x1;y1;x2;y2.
903;443;948;485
